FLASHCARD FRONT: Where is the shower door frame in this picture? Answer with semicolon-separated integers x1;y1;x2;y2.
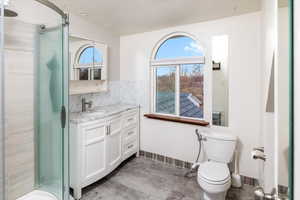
62;16;70;200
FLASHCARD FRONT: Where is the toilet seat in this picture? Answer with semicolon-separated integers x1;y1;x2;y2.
197;161;231;194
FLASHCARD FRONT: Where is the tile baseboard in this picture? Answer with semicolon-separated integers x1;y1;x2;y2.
139;150;288;196
139;150;192;169
240;175;258;186
139;150;258;186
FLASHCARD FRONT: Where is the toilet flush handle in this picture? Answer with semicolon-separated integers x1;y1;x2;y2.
253;147;264;152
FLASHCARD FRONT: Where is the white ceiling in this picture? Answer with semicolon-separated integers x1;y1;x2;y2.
53;0;263;36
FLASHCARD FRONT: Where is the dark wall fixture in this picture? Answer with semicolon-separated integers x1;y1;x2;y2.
212;61;221;70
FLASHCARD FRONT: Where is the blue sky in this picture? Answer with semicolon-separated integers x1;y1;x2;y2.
155;36;203;60
79;47;102;64
155;36;204;76
79;36;201;65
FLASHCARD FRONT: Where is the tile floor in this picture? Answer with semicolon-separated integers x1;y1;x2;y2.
81;157;255;200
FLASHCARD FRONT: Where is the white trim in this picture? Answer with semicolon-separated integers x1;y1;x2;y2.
150;57;205;66
150;67;156;113
73;64;104;69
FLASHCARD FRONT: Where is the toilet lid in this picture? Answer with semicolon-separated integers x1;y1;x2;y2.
198;161;230;183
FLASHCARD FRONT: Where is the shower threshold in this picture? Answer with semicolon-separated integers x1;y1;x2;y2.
16;190;74;200
16;190;57;200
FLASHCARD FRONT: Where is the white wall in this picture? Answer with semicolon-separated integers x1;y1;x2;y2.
260;0;277;192
212;36;229;126
120;12;262;179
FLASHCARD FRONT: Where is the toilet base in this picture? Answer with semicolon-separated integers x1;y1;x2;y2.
201;191;227;200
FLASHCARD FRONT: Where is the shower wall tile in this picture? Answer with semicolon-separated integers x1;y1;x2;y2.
4;18;36;52
120;80;145;105
4;20;36;200
69;80;148;113
69;81;121;112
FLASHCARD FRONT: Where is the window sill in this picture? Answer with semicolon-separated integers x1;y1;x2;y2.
144;114;210;126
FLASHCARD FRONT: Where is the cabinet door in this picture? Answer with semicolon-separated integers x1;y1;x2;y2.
106;115;122;170
82;122;107;186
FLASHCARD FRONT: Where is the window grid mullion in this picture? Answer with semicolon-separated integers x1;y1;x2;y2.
153;67;157;113
175;65;180;116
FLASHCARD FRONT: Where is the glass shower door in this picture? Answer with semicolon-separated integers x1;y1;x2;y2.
35;21;69;200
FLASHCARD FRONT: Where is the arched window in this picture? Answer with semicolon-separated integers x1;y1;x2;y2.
74;44;104;80
151;34;205;119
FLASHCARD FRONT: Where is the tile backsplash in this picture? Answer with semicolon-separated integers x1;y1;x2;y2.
69;80;147;112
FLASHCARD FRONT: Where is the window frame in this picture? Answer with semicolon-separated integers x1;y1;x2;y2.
150;33;207;121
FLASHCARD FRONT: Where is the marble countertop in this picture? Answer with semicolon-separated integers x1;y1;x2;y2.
70;104;139;124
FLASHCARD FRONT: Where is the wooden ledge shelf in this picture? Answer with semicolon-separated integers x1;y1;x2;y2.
144;114;209;126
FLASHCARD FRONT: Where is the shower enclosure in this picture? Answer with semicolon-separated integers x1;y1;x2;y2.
0;0;69;199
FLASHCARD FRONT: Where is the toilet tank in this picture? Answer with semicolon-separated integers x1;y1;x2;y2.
202;132;237;163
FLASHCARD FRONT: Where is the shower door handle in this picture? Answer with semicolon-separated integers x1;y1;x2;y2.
61;105;66;128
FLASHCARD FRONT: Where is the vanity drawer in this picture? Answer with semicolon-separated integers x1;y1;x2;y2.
123;139;138;160
123;126;138;141
107;115;122;134
83;122;106;144
122;110;138;128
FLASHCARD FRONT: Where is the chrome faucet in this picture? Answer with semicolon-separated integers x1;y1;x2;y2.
82;97;93;112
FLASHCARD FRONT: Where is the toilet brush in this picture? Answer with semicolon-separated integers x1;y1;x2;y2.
231;150;242;188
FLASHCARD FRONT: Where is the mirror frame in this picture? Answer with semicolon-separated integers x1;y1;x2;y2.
69;34;108;95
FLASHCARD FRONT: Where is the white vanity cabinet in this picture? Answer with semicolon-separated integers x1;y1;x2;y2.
122;110;140;160
106;115;123;171
70;107;139;200
81;120;107;187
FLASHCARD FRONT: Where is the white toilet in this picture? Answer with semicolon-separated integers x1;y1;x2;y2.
197;132;237;200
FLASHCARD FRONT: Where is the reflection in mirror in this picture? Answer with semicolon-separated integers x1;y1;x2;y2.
277;0;289;197
212;35;229;126
69;36;106;81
